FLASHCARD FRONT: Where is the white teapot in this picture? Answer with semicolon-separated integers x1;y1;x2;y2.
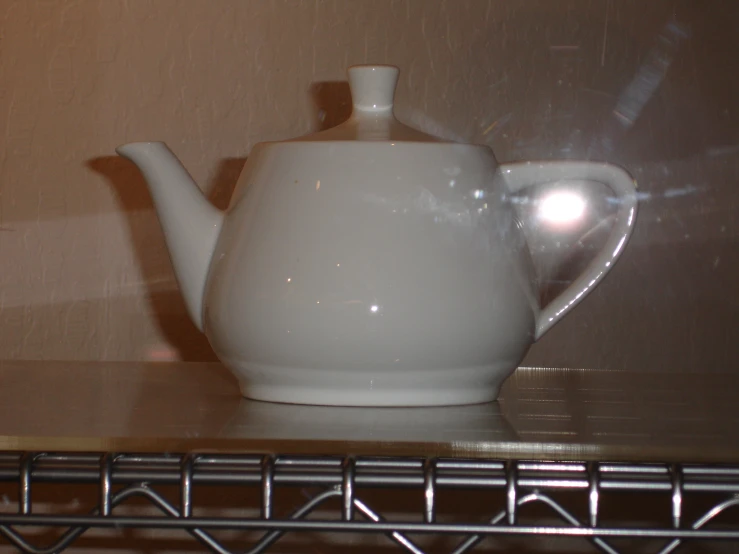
117;65;637;407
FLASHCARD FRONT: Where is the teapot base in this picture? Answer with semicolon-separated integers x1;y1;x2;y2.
229;362;516;407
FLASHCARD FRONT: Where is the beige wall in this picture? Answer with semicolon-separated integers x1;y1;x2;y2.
1;0;737;371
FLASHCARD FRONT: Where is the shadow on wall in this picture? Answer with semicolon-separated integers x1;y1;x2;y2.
86;156;247;362
309;80;353;131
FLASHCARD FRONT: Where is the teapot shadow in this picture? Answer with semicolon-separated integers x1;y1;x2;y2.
86;155;246;361
309;80;353;131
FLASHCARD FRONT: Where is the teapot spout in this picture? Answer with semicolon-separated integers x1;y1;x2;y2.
116;142;224;332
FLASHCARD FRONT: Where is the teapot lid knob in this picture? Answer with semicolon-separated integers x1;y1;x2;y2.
347;64;399;114
287;64;444;142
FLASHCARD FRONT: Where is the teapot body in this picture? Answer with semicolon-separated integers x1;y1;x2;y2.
202;142;540;406
116;65;637;407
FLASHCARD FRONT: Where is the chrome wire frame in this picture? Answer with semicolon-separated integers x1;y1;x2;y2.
0;452;737;553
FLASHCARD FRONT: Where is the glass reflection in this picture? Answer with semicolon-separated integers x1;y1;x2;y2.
537;190;586;225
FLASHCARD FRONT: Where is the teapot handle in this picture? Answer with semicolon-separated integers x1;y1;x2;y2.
499;161;638;340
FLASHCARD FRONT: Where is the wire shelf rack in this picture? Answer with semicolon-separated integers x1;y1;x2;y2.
0;452;737;553
0;362;738;552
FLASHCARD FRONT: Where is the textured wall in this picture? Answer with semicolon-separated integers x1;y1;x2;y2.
0;0;737;371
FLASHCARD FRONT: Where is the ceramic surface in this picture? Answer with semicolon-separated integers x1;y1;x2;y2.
116;65;638;407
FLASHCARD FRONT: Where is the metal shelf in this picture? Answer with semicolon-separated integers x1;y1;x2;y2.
0;361;737;552
0;453;738;553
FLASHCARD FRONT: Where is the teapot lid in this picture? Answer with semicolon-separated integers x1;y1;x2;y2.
290;64;445;143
